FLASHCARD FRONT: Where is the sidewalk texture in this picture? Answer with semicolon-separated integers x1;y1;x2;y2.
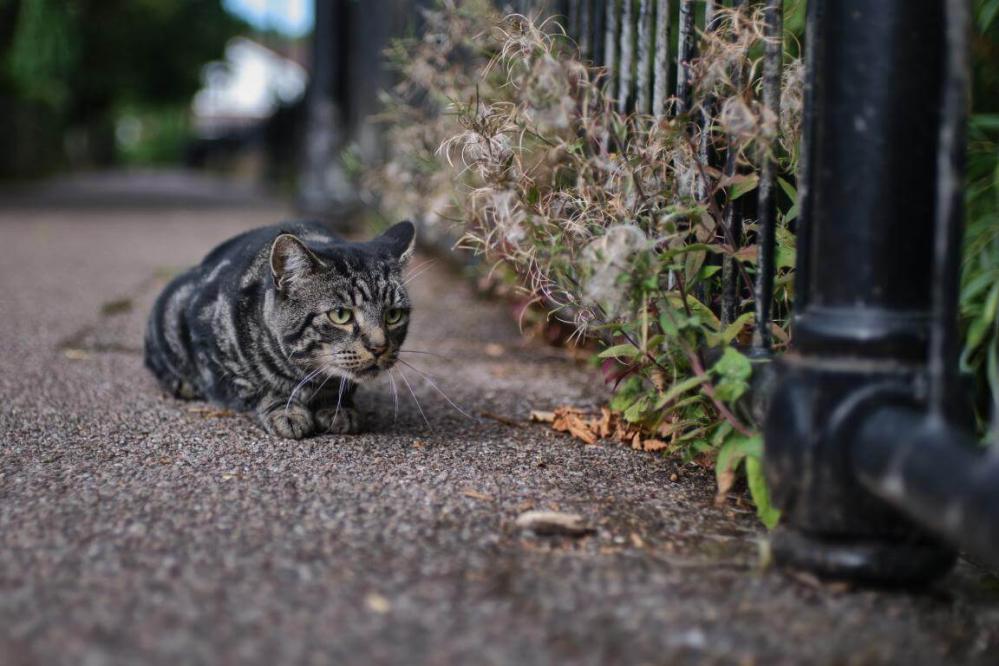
1;180;998;665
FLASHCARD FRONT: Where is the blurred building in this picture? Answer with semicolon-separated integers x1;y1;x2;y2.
187;37;308;181
191;37;307;139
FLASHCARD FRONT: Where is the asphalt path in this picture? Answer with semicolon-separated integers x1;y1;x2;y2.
1;183;997;664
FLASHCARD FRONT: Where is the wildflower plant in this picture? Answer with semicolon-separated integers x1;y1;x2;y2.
371;2;804;526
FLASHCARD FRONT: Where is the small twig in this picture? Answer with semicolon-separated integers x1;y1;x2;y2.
480;411;524;428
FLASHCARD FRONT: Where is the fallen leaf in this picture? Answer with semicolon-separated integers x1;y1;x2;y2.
515;510;594;537
642;438;669;452
595;408;613;438
529;410;556;423
715;470;736;506
552;408;598;445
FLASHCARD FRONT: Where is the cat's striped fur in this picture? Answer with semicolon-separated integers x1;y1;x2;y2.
144;220;415;439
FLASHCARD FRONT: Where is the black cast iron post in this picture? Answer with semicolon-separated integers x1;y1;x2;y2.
763;0;994;583
298;0;356;217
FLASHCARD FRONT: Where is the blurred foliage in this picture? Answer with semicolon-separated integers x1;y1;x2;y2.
0;0;245;172
115;104;192;165
964;1;999;441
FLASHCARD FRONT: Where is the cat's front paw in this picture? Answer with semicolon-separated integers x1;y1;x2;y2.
261;404;315;439
315;406;362;434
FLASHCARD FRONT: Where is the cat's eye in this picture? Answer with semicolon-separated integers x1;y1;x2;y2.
328;307;353;325
384;308;406;325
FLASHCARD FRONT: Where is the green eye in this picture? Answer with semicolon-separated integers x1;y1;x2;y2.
385;308;405;325
328;307;353;325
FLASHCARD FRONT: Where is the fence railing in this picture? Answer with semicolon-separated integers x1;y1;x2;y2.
566;0;786;348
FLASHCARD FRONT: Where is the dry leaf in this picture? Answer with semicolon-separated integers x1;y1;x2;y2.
529;410;556;423
552;407;598;445
641;438;669;452
595;408;613;438
715;470;736;506
515;510;594;536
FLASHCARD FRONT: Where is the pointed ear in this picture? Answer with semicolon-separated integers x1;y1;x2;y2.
376;220;416;266
270;234;323;291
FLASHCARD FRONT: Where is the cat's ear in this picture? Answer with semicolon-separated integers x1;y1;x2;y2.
270;234;323;291
376;220;416;266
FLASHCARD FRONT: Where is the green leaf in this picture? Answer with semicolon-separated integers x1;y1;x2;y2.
712;347;752;381
712;347;753;403
783;201;800;224
659;311;679;337
776;245;796;270
710;421;734;447
720;312;756;345
623;396;650;423
684;249;706;285
728;173;759;200
715;433;762;481
654;374;710;409
526;185;540;206
970;113;999;131
699;265;723;280
978;0;999;31
666;294;721;330
967;284;999;354
598;344;642;360
746;456;781;529
777;177;797;200
962;269;999;305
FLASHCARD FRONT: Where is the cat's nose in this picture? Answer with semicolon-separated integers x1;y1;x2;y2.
367;343;388;357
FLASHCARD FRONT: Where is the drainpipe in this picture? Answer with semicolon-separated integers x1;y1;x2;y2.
763;0;993;583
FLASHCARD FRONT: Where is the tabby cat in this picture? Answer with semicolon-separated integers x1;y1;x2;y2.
144;220;415;439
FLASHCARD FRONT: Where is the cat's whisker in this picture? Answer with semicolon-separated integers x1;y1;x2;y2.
398;349;450;360
402;259;437;286
330;376;346;428
387;369;400;422
307;366;342;407
397;367;431;429
285;366;326;415
396;359;478;422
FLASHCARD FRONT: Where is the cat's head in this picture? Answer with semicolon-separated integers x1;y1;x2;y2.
267;221;416;383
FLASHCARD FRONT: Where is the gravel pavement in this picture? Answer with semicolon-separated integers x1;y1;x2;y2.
1;183;998;665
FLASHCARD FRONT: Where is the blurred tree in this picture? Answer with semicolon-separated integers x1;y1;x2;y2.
1;0;245;170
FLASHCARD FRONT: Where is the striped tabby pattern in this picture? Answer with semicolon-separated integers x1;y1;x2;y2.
144;220;415;439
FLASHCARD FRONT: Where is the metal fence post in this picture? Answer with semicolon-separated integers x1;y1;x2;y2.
762;0;997;582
